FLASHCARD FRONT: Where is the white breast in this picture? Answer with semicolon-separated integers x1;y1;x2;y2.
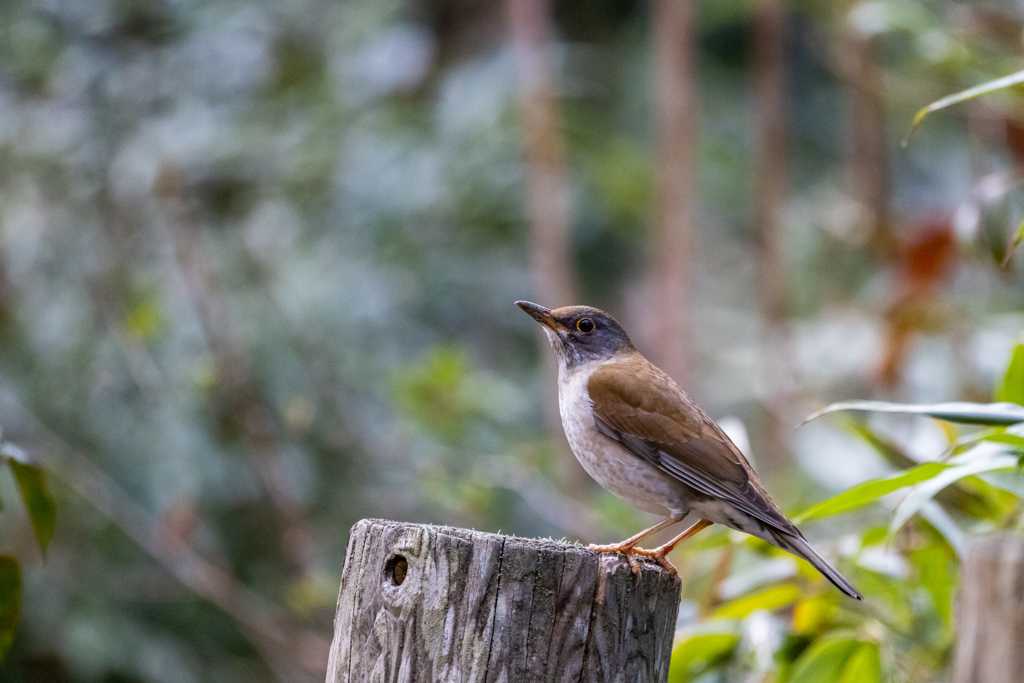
556;363;690;517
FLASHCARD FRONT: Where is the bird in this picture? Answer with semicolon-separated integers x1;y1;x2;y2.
516;301;863;600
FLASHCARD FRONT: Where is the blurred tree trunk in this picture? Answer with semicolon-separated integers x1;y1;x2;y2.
507;0;576;310
952;534;1024;683
649;0;698;388
845;27;895;256
506;0;588;499
751;0;795;473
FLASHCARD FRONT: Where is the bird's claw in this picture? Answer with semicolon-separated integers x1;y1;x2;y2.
632;546;678;575
588;541;680;577
587;542;642;577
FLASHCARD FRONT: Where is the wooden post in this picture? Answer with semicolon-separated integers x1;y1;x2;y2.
326;519;682;683
952;533;1024;683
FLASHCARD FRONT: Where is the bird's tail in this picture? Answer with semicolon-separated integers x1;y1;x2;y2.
771;530;863;600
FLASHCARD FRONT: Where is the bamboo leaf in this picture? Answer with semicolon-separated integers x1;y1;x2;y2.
983;433;1024;449
0;440;41;515
905;69;1024;143
793;462;949;523
802;401;1024;427
788;634;862;683
849;421;997;518
0;556;20;661
792;595;837;634
837;642;882;683
8;461;56;555
1002;218;1024;267
713;584;801;620
997;344;1024;406
668;630;739;682
847;420;916;469
889;451;1019;535
910;543;955;626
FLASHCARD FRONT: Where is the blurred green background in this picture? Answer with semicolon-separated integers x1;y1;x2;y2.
0;0;1022;681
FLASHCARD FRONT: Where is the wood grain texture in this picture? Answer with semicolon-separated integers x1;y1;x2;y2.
326;519;682;683
952;534;1024;683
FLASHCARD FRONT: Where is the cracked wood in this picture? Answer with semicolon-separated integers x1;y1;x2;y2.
326;519;682;683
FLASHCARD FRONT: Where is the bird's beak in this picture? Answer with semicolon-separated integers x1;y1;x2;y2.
515;300;568;333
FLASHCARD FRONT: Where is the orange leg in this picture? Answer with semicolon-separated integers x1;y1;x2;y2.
633;519;714;574
588;515;684;575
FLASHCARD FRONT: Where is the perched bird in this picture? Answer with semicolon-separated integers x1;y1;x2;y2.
517;301;862;600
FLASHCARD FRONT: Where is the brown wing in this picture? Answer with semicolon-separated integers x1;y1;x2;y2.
588;356;794;532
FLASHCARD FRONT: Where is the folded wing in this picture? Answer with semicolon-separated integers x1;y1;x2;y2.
587;358;794;533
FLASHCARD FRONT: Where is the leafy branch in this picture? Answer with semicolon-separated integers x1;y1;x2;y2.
796;343;1024;532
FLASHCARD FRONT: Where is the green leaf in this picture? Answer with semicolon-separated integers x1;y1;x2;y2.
998;344;1024;406
713;584;801;620
802;401;1024;427
668;630;739;683
1002;218;1024;267
8;461;56;555
837;642;881;683
0;556;21;661
788;634;861;683
793;462;949;523
849;422;999;519
911;542;955;627
983;433;1024;450
889;451;1020;535
905;69;1024;143
847;420;916;469
0;442;33;514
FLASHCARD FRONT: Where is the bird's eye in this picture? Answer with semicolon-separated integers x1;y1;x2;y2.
576;318;595;333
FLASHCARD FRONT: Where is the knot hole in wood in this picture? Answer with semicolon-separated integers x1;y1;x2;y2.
383;553;408;586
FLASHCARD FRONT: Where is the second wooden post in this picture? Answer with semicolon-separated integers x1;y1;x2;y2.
952;533;1024;683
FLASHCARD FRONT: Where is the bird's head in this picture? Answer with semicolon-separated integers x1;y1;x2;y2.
516;301;634;372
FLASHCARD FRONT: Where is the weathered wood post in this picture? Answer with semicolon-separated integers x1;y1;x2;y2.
952;533;1024;683
326;519;682;683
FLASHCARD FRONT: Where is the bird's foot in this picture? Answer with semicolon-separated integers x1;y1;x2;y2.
632;546;678;575
588;542;642;576
630;519;713;576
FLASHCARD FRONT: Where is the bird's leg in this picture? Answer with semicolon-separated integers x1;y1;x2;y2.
633;519;714;574
588;515;684;575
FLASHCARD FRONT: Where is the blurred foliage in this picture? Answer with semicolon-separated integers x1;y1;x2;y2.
0;435;53;662
667;353;1024;683
0;0;1019;681
6;461;55;557
792;462;948;524
908;68;1024;140
0;559;19;663
999;343;1024;404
